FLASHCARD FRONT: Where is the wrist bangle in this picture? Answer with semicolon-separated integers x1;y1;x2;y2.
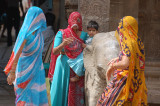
10;73;15;75
10;71;15;73
11;68;16;70
13;63;17;65
112;63;116;70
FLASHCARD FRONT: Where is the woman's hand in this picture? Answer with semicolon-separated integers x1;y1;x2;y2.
6;40;26;85
106;65;115;81
52;37;73;55
106;57;117;81
62;37;74;46
107;57;119;66
82;43;86;48
7;72;15;85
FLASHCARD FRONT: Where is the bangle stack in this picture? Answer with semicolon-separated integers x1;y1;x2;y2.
112;63;116;70
13;63;17;65
10;71;15;74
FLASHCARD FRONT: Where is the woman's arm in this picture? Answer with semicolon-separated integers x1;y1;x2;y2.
112;55;129;70
106;55;129;80
7;40;27;85
107;57;119;65
53;37;73;55
82;43;86;48
52;42;65;55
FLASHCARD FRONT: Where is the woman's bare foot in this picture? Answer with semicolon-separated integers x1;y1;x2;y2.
70;75;80;82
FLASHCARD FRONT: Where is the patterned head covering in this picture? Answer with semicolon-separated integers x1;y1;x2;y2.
3;7;49;105
115;16;147;105
4;6;47;75
68;12;82;31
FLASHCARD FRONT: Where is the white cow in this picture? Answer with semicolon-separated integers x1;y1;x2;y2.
83;31;120;106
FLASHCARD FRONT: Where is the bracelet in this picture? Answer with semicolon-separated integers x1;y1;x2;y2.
10;71;15;74
11;67;16;70
13;63;17;65
112;63;116;70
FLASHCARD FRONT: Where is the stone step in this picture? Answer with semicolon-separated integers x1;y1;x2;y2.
144;63;160;104
145;66;160;77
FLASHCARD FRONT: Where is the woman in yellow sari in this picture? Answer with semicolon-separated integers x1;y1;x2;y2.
97;16;148;106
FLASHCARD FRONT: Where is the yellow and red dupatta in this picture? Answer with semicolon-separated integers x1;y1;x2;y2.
115;16;147;105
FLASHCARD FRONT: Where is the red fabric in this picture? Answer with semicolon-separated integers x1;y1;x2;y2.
48;38;59;81
63;12;84;59
68;69;85;106
63;27;84;59
48;12;85;105
48;12;83;78
4;51;14;75
17;79;31;89
68;12;82;31
17;101;26;106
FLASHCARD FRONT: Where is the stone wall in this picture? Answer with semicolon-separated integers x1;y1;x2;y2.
83;31;120;106
145;62;160;104
138;1;160;103
65;0;78;19
138;0;160;61
59;0;79;29
79;0;160;62
109;0;139;31
79;0;110;32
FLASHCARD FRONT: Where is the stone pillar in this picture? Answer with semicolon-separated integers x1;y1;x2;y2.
59;0;66;29
139;0;160;104
145;62;160;104
139;0;160;62
58;0;79;29
109;0;139;31
62;0;79;28
52;0;60;32
79;0;110;32
65;0;78;19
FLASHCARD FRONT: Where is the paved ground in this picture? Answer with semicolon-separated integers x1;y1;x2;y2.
0;28;15;105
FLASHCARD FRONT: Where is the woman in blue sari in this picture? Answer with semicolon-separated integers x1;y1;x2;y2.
50;12;87;106
4;7;49;106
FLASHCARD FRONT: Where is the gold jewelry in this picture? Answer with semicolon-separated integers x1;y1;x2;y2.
11;67;16;70
112;63;116;70
13;63;17;65
10;71;15;74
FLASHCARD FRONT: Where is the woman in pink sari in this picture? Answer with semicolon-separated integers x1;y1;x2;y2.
50;12;87;106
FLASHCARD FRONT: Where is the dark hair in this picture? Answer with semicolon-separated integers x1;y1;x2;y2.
45;12;55;26
87;20;99;31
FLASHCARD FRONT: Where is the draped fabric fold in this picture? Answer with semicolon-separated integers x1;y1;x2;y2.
48;11;84;80
50;12;86;106
97;16;147;106
115;16;147;105
63;12;84;59
4;7;49;105
48;37;59;81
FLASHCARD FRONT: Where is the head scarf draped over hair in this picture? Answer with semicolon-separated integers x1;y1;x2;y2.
115;16;147;105
4;6;47;75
